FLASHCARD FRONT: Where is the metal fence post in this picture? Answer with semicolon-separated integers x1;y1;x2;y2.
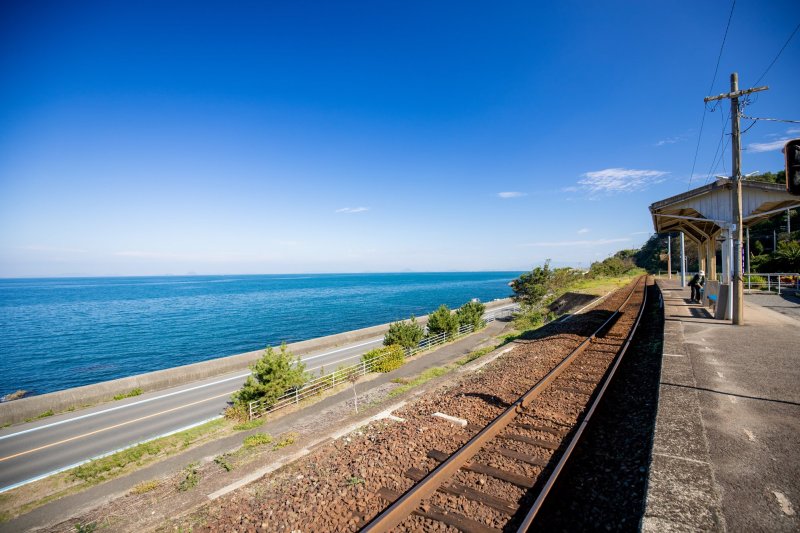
778;276;781;295
295;388;299;404
768;275;771;292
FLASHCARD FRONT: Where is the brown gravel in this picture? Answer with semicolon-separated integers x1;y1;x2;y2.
531;281;664;531
149;277;648;533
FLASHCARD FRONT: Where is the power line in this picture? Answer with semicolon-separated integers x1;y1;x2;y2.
688;0;736;190
740;114;800;125
754;21;800;87
704;110;731;183
708;0;736;95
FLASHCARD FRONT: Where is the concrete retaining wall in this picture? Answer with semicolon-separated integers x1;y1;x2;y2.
0;298;512;425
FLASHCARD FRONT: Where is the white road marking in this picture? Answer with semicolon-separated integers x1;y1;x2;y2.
0;415;223;494
773;491;796;516
716;372;724;378
729;396;738;404
0;374;250;442
743;428;756;442
664;353;685;357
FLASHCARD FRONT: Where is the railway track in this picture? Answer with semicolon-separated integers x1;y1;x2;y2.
363;276;649;532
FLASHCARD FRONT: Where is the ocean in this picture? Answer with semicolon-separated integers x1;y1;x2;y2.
0;272;519;397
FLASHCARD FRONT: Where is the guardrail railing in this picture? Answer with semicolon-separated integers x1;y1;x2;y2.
248;322;482;420
744;273;800;295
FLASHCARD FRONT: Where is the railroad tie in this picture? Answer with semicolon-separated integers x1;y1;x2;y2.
491;446;549;467
376;487;501;533
498;432;560;450
427;449;536;488
551;385;593;397
512;422;569;437
404;467;518;515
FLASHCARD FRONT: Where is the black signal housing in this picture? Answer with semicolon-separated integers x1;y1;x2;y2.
785;139;800;195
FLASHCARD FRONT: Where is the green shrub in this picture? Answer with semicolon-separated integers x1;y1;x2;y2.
383;316;425;348
243;433;273;448
232;344;308;408
513;309;545;332
214;454;234;472
177;463;199;491
455;301;485;329
362;344;406;372
426;305;459;336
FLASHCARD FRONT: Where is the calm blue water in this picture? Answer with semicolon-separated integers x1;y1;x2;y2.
0;272;518;397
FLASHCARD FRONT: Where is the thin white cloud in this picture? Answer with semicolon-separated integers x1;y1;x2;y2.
787;128;800;134
747;138;790;153
577;168;668;194
561;186;578;193
577;228;590;234
496;191;526;199
630;231;651;235
520;238;631;247
655;131;692;147
335;207;370;214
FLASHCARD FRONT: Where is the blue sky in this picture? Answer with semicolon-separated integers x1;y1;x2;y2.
1;1;799;277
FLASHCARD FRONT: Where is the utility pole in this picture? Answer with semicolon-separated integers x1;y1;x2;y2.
704;73;768;325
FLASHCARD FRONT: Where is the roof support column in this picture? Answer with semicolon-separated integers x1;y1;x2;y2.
680;232;686;287
706;238;716;282
698;239;706;275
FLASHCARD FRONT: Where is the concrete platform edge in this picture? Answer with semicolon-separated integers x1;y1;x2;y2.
641;280;726;532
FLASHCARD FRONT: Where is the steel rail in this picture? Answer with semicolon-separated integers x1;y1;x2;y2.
514;275;650;531
362;276;646;533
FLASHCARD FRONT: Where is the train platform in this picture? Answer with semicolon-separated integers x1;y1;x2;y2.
642;278;800;532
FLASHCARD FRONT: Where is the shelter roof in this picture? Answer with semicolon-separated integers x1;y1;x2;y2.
649;178;800;241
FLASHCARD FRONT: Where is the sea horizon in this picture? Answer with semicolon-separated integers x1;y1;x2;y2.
0;271;521;397
0;269;527;281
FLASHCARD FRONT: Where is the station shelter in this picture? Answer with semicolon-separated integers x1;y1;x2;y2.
649;178;800;319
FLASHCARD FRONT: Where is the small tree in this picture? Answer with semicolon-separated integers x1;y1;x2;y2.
510;261;554;309
426;305;459;337
455;301;485;329
362;344;406;372
383;316;425;349
232;344;307;408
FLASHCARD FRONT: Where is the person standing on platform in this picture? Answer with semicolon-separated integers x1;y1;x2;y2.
689;270;705;302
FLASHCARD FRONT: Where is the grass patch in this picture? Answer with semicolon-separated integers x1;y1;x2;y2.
113;388;143;401
69;418;226;485
569;272;643;295
177;463;199;492
214;454;234;472
24;409;55;423
389;366;450;397
130;479;160;495
272;433;296;450
232;418;264;431
454;346;496;367
74;522;97;533
243;433;273;448
347;476;365;486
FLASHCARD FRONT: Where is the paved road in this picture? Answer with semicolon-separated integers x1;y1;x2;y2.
0;304;517;492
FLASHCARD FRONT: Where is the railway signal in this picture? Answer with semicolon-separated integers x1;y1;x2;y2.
785;139;800;195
